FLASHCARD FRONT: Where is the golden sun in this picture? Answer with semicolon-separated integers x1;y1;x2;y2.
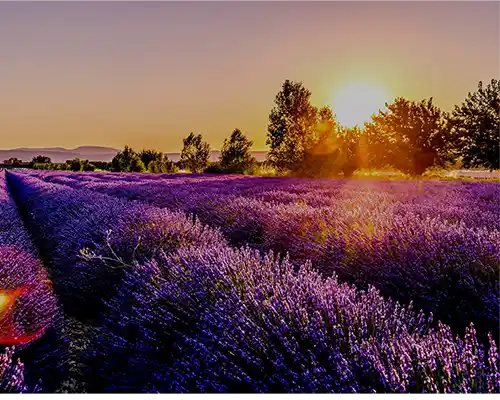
331;82;391;127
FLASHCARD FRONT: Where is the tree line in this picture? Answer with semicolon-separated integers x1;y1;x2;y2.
267;78;499;177
29;156;101;171
107;128;256;174
28;78;499;176
28;127;256;174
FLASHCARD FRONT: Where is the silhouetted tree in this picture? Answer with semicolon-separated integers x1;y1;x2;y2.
298;106;340;178
82;160;96;172
219;128;255;173
310;106;338;152
139;149;163;170
450;79;500;170
4;158;22;166
180;133;210;173
111;145;146;172
298;107;361;178
267;80;318;171
68;158;83;172
90;161;111;171
204;162;226;174
365;97;450;175
338;126;363;177
362;117;395;170
31;155;52;164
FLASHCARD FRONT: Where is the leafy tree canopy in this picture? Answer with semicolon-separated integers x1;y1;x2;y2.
450;79;500;170
139;149;163;170
219;128;255;173
31;155;52;164
364;97;450;175
111;145;146;172
266;80;318;171
180;133;211;173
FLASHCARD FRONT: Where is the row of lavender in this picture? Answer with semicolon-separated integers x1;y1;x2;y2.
0;170;65;392
6;171;500;392
33;170;500;339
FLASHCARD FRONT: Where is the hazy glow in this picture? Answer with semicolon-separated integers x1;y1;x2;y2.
331;83;391;127
0;293;8;313
0;2;497;150
0;286;48;345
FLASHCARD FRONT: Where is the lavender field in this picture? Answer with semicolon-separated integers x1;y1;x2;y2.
1;169;499;393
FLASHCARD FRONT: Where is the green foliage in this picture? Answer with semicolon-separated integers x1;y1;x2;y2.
266;80;318;171
307;106;338;152
297;151;341;178
90;161;111;171
82;161;96;172
32;163;68;171
266;84;362;178
31;155;52;164
450;79;500;170
18;78;499;179
180;133;211;173
148;154;178;173
32;163;51;170
111;145;146;172
297;108;361;178
68;158;83;172
246;162;282;177
139;149;163;170
338;126;363;177
364;97;450;175
204;162;227;174
219;128;255;174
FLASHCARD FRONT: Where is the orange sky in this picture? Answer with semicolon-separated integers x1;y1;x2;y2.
0;2;498;152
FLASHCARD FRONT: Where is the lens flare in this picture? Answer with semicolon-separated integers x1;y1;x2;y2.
0;286;47;345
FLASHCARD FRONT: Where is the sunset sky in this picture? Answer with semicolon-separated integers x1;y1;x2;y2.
0;1;498;152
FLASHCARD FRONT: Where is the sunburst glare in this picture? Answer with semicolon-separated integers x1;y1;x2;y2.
331;82;391;127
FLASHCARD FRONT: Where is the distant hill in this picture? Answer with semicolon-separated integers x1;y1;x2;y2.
0;146;120;164
0;147;268;164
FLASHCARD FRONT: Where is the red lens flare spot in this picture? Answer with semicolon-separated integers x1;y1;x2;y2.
0;286;47;345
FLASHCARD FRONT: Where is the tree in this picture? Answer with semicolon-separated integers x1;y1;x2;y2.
267;80;318;171
204;162;226;174
148;154;178;173
31;155;51;164
5;158;22;166
82;160;96;172
297;107;362;178
219;128;255;173
298;106;340;178
365;97;450;175
309;106;338;153
180;133;210;173
337;126;363;177
139;149;163;170
362;117;396;170
450;79;500;170
111;145;146;172
68;158;83;172
90;161;111;171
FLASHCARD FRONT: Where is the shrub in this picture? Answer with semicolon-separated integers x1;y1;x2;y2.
0;172;65;391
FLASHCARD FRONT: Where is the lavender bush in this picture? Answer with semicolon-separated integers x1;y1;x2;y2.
32;171;500;338
7;170;500;392
0;347;32;393
0;171;64;391
91;244;499;393
6;171;226;322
